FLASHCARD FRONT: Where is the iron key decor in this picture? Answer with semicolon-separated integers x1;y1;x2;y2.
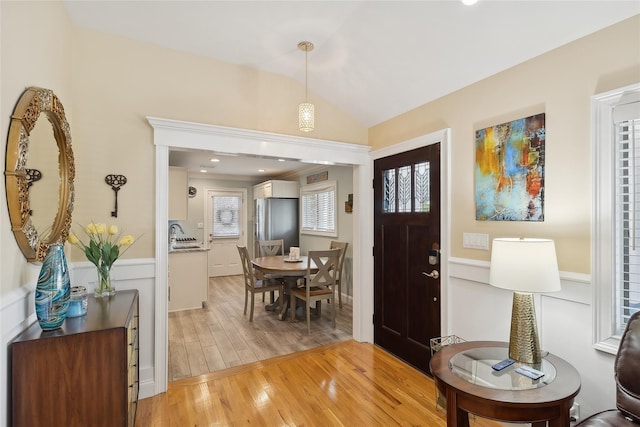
25;169;42;189
105;174;127;217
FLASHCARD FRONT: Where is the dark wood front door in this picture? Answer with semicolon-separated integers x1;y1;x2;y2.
374;143;441;374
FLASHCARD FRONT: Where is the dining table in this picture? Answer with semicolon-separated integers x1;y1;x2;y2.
252;255;318;320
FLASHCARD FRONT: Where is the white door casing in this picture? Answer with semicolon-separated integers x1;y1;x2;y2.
150;117;374;395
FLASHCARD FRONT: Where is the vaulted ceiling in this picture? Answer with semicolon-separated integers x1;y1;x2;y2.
63;0;639;177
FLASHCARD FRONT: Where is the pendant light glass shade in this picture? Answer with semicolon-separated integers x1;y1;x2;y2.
298;41;314;132
299;102;314;132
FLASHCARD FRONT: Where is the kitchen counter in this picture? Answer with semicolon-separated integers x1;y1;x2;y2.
168;249;209;311
169;246;210;253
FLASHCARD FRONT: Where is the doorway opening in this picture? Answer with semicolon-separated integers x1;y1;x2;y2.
152;117;373;393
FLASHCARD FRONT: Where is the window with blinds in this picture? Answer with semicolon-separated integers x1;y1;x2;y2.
593;84;640;354
615;115;640;334
301;181;337;237
212;194;241;238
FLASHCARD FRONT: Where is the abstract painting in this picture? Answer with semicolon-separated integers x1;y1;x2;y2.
475;113;545;221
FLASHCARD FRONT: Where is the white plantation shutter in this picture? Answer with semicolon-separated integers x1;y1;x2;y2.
615;114;640;333
301;181;337;237
593;84;640;354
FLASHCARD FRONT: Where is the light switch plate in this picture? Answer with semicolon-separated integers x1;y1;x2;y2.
197;222;204;229
463;232;489;250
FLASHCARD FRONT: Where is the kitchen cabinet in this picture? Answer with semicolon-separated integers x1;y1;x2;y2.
11;290;139;427
169;166;188;220
169;249;209;311
253;180;299;199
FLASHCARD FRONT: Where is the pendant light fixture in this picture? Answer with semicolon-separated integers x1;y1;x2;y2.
298;41;314;132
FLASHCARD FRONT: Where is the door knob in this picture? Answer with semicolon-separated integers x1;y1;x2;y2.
422;270;439;279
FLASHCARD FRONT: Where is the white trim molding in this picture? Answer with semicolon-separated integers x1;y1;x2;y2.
449;257;591;305
149;117;372;394
592;83;640;355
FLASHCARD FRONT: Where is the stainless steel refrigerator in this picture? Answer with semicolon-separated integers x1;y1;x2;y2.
254;198;299;256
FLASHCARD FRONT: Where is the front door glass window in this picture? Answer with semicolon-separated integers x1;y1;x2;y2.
415;161;430;212
383;169;396;213
383;161;431;213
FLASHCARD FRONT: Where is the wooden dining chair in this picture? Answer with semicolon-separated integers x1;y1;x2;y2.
329;241;348;308
237;245;283;322
290;248;341;334
257;239;285;302
257;239;285;257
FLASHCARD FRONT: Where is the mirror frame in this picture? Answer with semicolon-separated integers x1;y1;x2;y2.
5;87;75;262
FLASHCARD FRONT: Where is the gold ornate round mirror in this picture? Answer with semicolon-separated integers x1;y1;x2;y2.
5;87;75;262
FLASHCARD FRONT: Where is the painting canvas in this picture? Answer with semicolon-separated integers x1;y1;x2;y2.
475;113;545;221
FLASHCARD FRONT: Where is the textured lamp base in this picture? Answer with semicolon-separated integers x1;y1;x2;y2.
509;291;542;364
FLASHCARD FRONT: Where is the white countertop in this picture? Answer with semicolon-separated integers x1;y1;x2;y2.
169;246;210;253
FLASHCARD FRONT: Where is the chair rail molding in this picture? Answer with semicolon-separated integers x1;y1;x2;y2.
449;256;591;305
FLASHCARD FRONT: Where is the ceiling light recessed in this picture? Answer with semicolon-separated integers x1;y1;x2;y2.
462;0;478;5
200;169;207;173
278;159;285;162
258;169;265;172
210;158;220;162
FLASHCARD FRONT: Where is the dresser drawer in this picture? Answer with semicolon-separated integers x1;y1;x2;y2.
11;290;139;427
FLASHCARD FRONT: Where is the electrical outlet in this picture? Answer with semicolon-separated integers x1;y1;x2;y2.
569;402;580;424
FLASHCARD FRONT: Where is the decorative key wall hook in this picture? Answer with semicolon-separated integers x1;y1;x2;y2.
25;169;42;189
25;169;42;216
105;174;127;218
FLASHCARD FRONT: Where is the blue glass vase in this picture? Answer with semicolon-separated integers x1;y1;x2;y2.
35;244;71;330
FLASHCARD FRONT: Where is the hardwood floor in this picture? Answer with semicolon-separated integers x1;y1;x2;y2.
138;340;501;426
168;275;353;382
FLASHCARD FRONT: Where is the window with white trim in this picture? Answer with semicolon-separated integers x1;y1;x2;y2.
615;113;640;327
301;180;337;237
593;83;640;354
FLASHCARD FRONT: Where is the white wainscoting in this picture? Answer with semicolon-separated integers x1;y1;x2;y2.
5;255;615;420
1;258;157;407
447;257;616;421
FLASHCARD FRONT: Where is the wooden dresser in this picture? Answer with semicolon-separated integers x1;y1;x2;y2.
11;289;139;427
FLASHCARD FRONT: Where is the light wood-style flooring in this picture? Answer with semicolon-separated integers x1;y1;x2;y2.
137;340;500;426
168;274;353;382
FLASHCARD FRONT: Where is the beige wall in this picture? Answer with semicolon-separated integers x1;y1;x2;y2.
369;15;640;274
1;2;637;296
67;27;368;265
1;1;73;294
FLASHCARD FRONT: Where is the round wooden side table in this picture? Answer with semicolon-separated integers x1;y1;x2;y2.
429;341;581;427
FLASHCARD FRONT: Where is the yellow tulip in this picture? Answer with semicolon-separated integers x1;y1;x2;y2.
96;223;107;234
108;225;118;235
86;223;97;234
119;235;134;246
67;234;79;245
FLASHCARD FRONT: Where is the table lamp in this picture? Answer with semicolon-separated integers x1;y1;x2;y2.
489;238;561;364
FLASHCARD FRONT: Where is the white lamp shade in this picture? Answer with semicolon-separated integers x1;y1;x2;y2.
489;238;561;293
